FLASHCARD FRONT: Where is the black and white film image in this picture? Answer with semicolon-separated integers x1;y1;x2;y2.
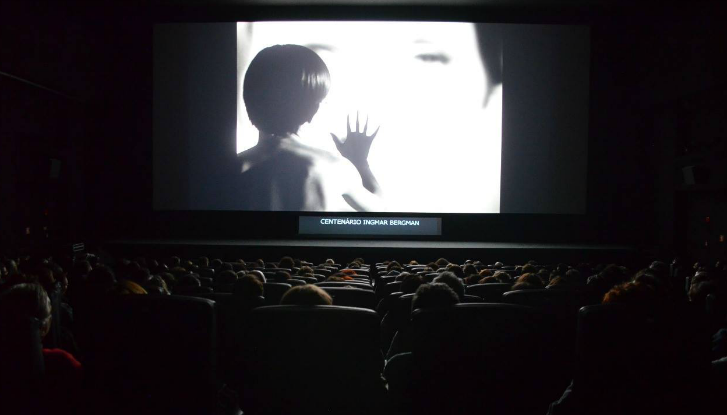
236;22;503;213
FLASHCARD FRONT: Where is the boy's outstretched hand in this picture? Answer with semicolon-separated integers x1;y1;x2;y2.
331;111;380;168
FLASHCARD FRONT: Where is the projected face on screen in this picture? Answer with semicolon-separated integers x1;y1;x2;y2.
236;21;502;213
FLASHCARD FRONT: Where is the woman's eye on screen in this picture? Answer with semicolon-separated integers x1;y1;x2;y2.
415;53;451;64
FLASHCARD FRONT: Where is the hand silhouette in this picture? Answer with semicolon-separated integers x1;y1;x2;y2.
331;111;380;167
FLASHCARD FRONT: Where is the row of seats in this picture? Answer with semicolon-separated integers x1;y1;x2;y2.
182;276;595;320
63;292;710;415
4;254;719;415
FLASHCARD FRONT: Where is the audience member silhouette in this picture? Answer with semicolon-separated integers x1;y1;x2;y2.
433;271;465;300
280;284;332;306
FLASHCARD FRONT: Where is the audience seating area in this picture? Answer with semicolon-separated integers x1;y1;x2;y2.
0;253;725;414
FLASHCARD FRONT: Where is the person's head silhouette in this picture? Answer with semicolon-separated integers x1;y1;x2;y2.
243;44;330;137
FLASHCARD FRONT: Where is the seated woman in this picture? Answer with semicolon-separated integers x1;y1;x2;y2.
238;44;383;211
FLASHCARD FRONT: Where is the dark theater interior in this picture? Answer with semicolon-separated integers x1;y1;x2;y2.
1;0;727;414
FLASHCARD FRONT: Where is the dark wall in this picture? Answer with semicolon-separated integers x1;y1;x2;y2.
0;1;152;253
628;6;727;261
0;3;99;254
2;1;725;255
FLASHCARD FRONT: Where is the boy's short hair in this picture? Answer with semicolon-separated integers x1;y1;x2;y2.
244;44;330;135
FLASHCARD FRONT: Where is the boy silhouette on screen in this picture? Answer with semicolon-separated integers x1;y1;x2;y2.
237;44;382;211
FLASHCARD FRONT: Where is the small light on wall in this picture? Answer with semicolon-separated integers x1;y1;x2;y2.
720;235;725;243
706;216;711;223
25;227;31;235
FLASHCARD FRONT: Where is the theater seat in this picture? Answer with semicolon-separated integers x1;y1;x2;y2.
42;283;63;349
377;275;397;286
386;303;564;415
321;287;377;310
376;291;404;317
199;267;215;279
195;292;263;383
174;285;214;295
239;305;386;415
263;268;292;273
556;303;712;415
380;293;414;353
0;316;45;414
78;295;218;414
422;273;439;282
314;268;332;277
377;281;402;298
502;288;590;380
214;283;234;293
503;288;586;310
283;278;305;286
293;276;317;284
465;283;512;302
315;281;373;290
502;288;586;319
263;282;292;305
461;294;483;303
502;288;595;334
196;292;263;312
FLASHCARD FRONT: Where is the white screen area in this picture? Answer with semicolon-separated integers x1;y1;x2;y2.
236;22;502;213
